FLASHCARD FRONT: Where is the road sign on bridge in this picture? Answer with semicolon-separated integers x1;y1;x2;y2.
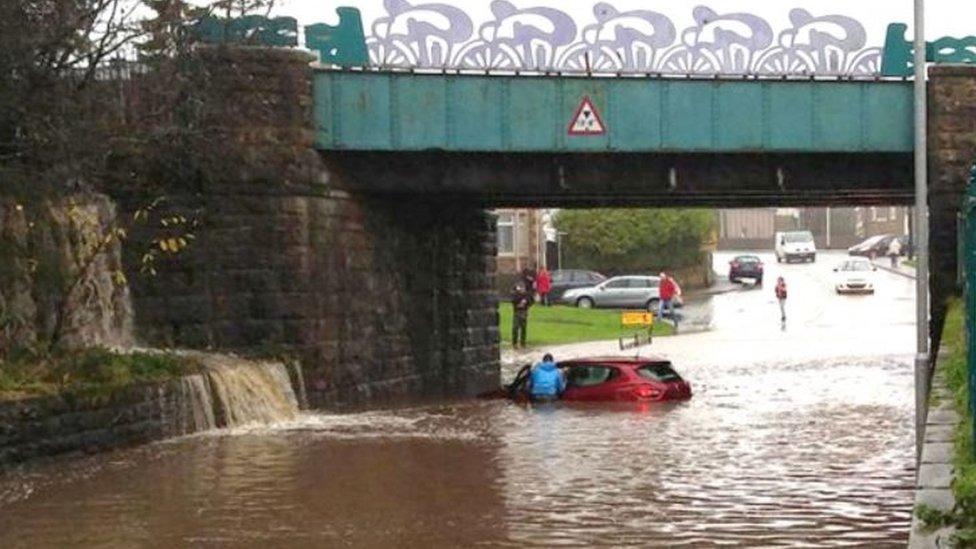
568;96;606;136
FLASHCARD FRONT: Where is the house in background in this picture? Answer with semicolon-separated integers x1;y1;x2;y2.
494;209;552;275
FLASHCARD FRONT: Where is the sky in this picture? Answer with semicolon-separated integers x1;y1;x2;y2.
274;0;974;47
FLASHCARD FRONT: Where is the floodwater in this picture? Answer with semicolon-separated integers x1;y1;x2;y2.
0;251;917;547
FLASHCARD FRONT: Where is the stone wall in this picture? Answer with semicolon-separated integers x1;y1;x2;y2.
0;193;133;353
928;65;976;348
128;190;499;407
0;377;207;469
119;46;499;407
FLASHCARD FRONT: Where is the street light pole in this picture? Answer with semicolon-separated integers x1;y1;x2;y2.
914;0;930;460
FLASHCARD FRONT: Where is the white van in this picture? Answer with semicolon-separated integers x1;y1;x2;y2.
775;230;816;263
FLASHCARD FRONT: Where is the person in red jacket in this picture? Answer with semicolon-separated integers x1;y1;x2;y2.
775;276;788;322
658;272;678;319
536;267;552;306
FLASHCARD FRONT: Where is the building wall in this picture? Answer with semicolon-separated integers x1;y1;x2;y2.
719;207;865;250
494;208;546;275
855;206;909;239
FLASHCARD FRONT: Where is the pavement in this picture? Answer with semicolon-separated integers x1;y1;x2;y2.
872;257;917;279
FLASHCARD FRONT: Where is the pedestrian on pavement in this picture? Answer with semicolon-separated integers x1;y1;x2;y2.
887;237;902;268
658;272;678;320
527;353;565;403
511;282;533;348
775;276;788;322
536;267;552;306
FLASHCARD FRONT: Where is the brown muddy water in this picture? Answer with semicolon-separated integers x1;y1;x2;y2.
0;252;916;547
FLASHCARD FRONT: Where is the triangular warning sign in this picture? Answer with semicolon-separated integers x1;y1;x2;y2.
568;96;606;136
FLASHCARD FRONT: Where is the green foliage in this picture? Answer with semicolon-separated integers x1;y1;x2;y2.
918;300;976;544
498;304;673;347
0;346;200;400
554;209;715;274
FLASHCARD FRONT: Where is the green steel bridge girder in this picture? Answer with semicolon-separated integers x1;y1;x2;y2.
313;70;914;154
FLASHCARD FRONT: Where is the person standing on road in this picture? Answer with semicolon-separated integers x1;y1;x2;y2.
536;267;552;306
511;283;532;349
658;272;678;319
527;353;565;403
775;276;788;322
887;237;902;268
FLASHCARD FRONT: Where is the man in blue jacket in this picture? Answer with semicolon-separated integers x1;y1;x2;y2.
528;353;565;403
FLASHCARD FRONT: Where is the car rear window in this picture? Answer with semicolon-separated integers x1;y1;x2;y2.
636;363;682;382
567;365;619;387
736;256;760;263
783;231;813;243
840;261;872;272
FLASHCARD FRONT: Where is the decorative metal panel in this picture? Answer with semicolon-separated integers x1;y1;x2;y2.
193;15;298;46
881;23;976;77
357;2;882;77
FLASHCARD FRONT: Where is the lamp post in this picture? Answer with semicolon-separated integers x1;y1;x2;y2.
914;0;930;459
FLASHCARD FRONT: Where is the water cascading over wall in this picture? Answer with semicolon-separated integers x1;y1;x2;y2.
174;356;301;432
0;355;305;468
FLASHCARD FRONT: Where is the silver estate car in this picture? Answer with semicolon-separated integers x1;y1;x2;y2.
561;275;662;310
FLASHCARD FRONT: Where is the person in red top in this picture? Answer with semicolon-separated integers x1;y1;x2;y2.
775;276;788;322
536;267;552;306
658;272;678;319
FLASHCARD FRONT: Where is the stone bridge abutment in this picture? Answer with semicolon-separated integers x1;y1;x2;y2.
120;47;499;407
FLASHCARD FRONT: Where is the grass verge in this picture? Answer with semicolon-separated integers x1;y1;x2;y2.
917;299;976;545
498;303;674;347
0;347;201;401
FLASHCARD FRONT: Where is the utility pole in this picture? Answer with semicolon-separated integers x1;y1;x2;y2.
914;0;930;460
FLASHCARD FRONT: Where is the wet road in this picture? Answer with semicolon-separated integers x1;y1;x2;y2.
0;251;917;547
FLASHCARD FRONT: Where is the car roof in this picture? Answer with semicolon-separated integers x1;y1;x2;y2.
606;275;658;280
734;254;761;260
560;356;671;367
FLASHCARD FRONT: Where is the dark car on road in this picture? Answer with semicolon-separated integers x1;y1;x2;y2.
848;234;909;259
728;255;763;284
549;269;606;301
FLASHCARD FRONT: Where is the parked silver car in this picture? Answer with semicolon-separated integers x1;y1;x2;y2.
561;275;661;310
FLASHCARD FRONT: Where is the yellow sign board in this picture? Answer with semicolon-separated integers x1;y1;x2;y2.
621;310;654;327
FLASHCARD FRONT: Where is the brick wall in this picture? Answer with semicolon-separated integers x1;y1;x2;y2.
928;65;976;348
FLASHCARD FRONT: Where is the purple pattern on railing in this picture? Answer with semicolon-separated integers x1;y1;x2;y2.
362;2;884;76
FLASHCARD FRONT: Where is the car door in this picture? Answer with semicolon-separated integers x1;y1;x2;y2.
622;277;656;308
597;278;630;307
562;365;621;401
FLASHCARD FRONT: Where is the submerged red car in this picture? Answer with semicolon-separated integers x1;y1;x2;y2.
506;356;692;403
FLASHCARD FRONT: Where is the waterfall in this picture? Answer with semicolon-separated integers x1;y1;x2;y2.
179;374;217;433
289;360;309;410
202;357;300;427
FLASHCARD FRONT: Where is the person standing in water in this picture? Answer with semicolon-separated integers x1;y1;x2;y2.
775;276;788;322
527;353;565;403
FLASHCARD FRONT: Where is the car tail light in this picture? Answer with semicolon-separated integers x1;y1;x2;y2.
730;261;739;268
633;385;662;400
758;264;764;271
